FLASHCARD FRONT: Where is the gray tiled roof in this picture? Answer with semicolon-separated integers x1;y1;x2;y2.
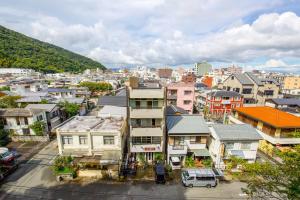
233;73;253;85
48;88;73;93
166;105;188;115
0;108;44;117
167;115;210;135
212;124;262;141
207;90;241;97
245;72;263;85
97;96;127;107
268;98;300;106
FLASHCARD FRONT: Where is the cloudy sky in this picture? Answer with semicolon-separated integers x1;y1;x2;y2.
1;0;300;71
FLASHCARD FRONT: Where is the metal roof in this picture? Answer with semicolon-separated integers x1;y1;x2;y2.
167;115;210;135
268;98;300;106
97;96;127;107
211;124;262;141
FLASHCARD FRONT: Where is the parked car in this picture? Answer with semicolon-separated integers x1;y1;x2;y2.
181;168;217;188
0;164;18;182
0;147;14;165
155;163;166;184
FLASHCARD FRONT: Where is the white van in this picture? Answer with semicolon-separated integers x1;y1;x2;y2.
181;168;217;188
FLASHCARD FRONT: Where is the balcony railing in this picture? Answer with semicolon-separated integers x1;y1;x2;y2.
172;145;185;150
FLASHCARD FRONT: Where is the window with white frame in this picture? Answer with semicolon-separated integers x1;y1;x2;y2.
79;136;88;145
240;142;251;150
103;136;114;145
62;136;73;144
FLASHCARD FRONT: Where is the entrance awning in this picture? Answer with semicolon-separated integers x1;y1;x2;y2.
192;149;210;157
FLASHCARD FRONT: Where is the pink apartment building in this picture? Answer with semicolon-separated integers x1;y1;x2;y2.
167;82;195;114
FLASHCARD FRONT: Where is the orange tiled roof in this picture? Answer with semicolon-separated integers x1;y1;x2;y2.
234;106;300;128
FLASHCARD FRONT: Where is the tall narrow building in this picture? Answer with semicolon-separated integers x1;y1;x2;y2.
128;77;166;162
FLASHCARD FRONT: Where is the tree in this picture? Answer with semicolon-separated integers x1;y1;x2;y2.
185;156;195;167
79;81;112;95
0;96;21;108
29;121;46;136
0;86;10;91
59;101;80;118
240;145;300;200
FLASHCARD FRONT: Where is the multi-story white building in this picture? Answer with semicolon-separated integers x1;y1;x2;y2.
56;116;127;165
128;77;166;162
209;124;262;169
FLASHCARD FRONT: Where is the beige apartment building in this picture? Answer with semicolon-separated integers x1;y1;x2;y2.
221;72;280;105
128;77;166;162
283;76;300;90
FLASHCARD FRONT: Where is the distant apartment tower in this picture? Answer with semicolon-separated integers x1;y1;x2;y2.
194;62;212;76
128;77;166;162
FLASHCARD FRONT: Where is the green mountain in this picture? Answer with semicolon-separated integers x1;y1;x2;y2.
0;25;105;73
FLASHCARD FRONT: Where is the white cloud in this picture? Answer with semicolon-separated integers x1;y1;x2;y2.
1;0;300;69
265;59;287;67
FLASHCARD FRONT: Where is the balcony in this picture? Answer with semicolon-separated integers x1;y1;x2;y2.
186;141;206;150
130;107;164;118
168;145;188;155
221;100;231;104
130;126;164;136
130;144;163;153
257;129;300;145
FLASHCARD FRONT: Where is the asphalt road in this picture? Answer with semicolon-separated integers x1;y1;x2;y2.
0;140;248;200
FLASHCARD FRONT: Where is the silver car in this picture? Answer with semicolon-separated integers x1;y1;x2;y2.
181;168;217;188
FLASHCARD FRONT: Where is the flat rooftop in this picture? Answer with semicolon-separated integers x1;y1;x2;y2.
58;116;124;132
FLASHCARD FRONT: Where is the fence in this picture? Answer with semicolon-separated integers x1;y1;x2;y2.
11;135;50;142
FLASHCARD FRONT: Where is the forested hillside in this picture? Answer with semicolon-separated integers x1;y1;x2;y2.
0;25;105;73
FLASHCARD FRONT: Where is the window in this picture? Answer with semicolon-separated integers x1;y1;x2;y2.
234;96;240;101
231;76;234;80
132;136;161;144
225;143;234;150
16;117;20;125
22;128;30;135
184;90;192;95
222;97;230;100
241;143;251;150
190;136;196;144
79;136;88;145
242;88;252;94
264;90;274;96
234;88;240;93
37;115;43;121
215;97;221;101
103;136;114;145
24;117;28;125
62;136;73;145
184;100;191;105
187;176;194;180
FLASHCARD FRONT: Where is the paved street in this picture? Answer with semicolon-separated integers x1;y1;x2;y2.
0;140;248;200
